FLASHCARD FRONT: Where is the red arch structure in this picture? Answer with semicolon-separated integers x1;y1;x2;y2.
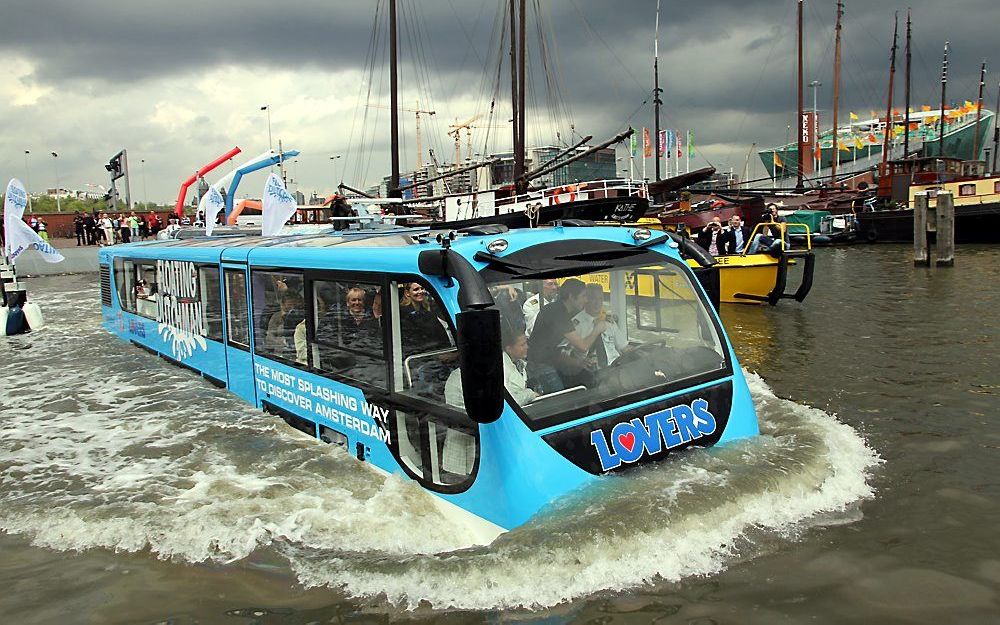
173;147;242;217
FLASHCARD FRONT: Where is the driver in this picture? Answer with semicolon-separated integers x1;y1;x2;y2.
527;279;606;394
573;283;629;367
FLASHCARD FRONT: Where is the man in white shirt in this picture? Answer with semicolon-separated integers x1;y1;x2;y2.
522;279;559;336
573;283;629;366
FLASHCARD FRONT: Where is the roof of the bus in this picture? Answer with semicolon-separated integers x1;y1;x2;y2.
101;225;682;267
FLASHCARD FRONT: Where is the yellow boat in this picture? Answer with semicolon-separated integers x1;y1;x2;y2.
630;219;816;306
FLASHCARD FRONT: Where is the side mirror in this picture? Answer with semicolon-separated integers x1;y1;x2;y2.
455;308;504;423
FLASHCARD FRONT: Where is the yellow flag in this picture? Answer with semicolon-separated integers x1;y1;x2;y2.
838;141;851;152
773;152;783;169
849;111;859;121
853;136;864;149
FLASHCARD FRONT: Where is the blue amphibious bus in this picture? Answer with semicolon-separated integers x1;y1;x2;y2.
99;221;759;534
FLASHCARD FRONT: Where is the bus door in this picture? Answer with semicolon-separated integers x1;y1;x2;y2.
221;262;256;404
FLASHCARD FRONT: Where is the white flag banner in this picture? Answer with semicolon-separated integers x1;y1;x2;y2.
200;186;226;237
261;173;296;237
4;178;29;256
6;214;64;264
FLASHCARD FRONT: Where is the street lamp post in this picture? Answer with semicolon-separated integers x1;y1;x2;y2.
330;155;341;189
261;105;273;152
23;150;32;213
51;151;62;212
810;80;822;173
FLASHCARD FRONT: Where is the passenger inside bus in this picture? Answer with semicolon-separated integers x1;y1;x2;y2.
526;278;606;394
398;282;452;355
398;282;456;402
444;325;539;409
522;279;558;336
296;287;331;364
338;286;382;347
264;291;303;359
490;284;527;336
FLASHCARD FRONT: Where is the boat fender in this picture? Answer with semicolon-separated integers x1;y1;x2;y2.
0;307;7;337
5;304;28;336
865;228;878;242
22;301;44;331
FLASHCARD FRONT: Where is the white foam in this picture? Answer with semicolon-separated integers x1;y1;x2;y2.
0;278;883;611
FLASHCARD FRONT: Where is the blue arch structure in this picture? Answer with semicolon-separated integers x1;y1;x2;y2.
224;150;300;218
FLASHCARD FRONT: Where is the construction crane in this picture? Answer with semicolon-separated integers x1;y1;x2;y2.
367;102;436;172
448;114;482;164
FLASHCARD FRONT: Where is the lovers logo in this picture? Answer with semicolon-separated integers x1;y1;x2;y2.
589;398;717;471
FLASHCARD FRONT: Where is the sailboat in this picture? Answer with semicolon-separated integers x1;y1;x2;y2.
854;21;1000;242
356;0;650;230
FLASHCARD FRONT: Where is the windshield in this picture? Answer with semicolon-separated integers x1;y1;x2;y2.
488;260;729;428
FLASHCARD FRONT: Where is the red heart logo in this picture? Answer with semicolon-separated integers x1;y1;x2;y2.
618;432;636;452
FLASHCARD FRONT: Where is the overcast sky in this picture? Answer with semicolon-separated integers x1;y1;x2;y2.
1;0;995;205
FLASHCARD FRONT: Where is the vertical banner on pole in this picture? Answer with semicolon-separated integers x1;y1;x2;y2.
801;111;816;175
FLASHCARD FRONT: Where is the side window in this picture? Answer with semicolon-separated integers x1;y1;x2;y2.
114;257;132;311
393;280;456;402
388;280;475;490
224;269;250;349
133;261;159;319
994;181;1000;194
198;265;224;342
251;270;304;363
959;183;976;197
308;279;386;388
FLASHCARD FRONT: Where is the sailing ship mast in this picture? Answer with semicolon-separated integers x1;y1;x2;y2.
653;0;663;182
880;13;898;170
993;81;1000;173
512;0;528;195
389;0;401;198
831;0;843;184
795;0;805;192
938;42;949;157
973;61;986;159
903;10;912;159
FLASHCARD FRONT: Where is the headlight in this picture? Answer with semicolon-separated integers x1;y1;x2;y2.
487;238;509;253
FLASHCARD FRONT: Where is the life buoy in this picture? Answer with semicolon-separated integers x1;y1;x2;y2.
553;185;577;204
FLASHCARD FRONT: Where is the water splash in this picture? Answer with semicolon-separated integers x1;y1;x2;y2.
0;277;882;611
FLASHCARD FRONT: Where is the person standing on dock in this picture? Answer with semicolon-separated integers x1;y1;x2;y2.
84;212;98;245
73;212;86;246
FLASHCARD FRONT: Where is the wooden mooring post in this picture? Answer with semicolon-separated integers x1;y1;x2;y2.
935;191;955;266
913;192;929;266
913;191;955;266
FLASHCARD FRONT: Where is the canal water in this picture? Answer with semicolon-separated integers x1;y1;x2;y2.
1;245;997;624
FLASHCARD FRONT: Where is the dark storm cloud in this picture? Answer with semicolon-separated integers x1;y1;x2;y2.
2;0;997;181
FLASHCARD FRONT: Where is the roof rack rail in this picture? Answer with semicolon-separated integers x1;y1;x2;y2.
456;224;510;236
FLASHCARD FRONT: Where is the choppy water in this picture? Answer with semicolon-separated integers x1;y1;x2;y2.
1;245;998;624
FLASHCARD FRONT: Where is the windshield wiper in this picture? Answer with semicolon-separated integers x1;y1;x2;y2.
552;247;649;263
473;251;534;275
